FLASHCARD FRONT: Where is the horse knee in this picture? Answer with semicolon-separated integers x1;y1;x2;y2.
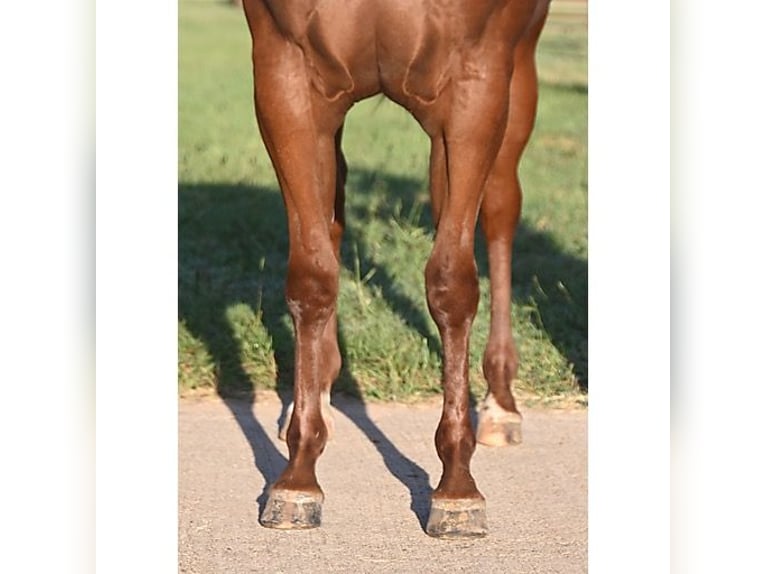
425;251;479;329
286;250;339;326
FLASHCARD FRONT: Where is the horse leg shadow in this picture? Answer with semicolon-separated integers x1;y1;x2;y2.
330;326;433;531
219;395;288;514
180;305;288;515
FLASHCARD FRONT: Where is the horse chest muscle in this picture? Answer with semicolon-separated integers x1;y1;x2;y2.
258;0;533;109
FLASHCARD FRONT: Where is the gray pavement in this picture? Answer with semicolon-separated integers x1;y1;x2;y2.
179;393;587;573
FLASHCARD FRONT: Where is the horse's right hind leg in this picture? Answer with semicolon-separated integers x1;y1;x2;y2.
476;12;547;447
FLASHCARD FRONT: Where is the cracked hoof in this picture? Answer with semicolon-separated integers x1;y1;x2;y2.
259;489;323;530
426;497;488;539
476;395;522;446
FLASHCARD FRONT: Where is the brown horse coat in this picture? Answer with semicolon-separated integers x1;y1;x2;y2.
243;0;550;537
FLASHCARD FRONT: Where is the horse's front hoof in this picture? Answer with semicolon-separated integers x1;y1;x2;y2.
476;396;522;446
426;497;488;539
259;489;323;530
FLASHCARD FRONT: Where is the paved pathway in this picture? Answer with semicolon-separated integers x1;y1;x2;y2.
179;393;587;573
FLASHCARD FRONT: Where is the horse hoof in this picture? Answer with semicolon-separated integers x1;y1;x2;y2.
476;396;522;446
476;417;522;446
259;489;323;529
426;497;488;539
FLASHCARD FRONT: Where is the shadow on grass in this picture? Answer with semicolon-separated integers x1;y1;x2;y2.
343;169;588;390
178;170;586;524
540;80;588;95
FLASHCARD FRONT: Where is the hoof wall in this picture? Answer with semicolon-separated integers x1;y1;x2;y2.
260;489;323;530
426;498;488;539
476;419;522;446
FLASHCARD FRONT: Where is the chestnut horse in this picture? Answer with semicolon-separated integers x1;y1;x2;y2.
243;0;550;538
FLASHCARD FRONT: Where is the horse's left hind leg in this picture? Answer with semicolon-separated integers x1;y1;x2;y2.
477;14;547;448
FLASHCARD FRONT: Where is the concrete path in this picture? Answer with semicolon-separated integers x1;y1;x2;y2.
179;393;587;573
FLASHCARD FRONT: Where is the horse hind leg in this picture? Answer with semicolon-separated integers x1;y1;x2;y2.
475;124;524;447
476;18;545;448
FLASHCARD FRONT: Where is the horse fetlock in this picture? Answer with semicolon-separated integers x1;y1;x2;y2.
482;345;519;386
435;416;476;461
278;393;335;442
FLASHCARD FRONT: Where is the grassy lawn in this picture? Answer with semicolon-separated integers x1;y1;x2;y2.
178;0;588;406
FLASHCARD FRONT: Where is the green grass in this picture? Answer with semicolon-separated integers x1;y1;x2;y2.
178;0;588;406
